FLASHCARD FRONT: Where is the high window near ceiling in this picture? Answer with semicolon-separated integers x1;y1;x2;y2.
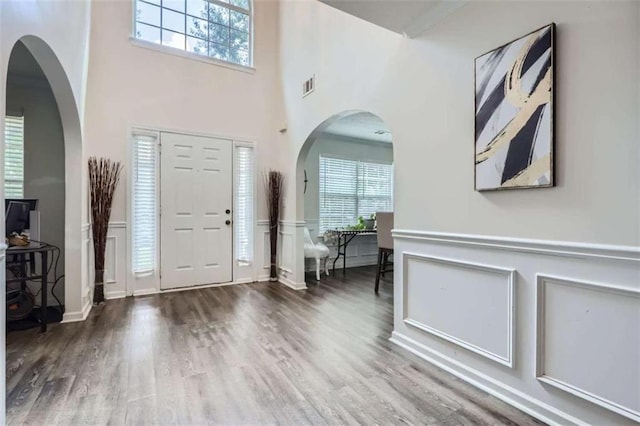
319;156;393;233
134;0;252;67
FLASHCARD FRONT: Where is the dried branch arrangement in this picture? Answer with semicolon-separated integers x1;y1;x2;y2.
264;170;284;281
89;157;122;305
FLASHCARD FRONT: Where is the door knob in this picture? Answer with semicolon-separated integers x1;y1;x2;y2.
225;220;231;225
226;209;231;214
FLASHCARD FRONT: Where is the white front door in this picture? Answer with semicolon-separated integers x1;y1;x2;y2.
160;132;233;289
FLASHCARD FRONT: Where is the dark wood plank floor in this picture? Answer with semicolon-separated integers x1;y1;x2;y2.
7;266;543;425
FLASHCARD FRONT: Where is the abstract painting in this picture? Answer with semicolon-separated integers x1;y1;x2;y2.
474;24;554;191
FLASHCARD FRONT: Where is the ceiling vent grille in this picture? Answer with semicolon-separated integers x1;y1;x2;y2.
303;75;315;97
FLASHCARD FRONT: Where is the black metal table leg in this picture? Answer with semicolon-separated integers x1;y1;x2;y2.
332;235;341;273
41;250;48;332
342;234;347;272
19;253;27;290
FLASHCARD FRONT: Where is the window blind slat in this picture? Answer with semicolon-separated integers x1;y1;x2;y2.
4;115;24;198
234;146;254;263
319;156;393;233
132;133;158;276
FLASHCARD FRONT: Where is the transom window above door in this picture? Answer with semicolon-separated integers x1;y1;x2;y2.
134;0;252;67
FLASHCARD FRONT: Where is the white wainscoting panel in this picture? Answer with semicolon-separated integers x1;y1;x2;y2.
280;229;294;273
86;222;128;301
279;220;307;289
392;229;640;426
259;220;305;288
83;223;92;306
403;253;515;367
536;275;640;422
105;235;117;284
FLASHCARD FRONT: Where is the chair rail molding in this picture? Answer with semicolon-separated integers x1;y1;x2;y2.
392;229;640;263
392;229;640;426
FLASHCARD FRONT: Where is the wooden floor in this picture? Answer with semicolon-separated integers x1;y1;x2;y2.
7;266;543;425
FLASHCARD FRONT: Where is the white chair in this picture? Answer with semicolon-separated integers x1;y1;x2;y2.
304;227;330;281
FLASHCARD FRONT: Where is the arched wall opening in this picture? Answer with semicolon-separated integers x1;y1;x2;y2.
3;35;85;322
294;110;394;287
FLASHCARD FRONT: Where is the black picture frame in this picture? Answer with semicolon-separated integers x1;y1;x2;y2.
474;23;555;192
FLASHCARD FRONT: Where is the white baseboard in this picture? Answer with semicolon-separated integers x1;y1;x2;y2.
132;278;271;297
160;279;255;293
105;290;127;300
278;276;308;290
132;288;159;297
389;332;587;426
61;298;92;323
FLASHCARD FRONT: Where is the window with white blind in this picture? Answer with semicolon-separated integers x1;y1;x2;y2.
4;115;24;198
134;0;252;67
234;145;254;263
319;156;393;232
132;131;159;276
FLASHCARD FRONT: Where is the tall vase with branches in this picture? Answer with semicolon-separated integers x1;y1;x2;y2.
264;170;284;281
89;157;122;305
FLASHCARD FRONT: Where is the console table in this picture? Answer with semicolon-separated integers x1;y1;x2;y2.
331;229;377;273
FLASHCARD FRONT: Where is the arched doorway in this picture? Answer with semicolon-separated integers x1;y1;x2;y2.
294;110;394;289
3;35;84;324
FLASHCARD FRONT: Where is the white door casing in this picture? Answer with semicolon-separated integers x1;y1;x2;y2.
160;132;233;289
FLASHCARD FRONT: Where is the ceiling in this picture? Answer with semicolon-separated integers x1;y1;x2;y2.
319;0;468;38
323;112;392;143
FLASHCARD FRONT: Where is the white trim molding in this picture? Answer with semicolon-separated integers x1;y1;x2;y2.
279;276;308;290
279;219;306;227
129;38;256;74
535;274;640;423
105;290;127;300
61;298;92;323
402;252;516;368
390;332;587;426
392;230;640;263
392;229;640;425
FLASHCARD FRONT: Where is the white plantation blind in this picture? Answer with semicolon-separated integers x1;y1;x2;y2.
4;115;24;198
357;161;393;219
234;145;254;263
132;132;158;276
319;156;393;233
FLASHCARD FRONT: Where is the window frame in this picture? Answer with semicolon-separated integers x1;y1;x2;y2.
130;129;161;280
4;114;25;199
131;0;255;72
233;140;256;266
318;155;394;233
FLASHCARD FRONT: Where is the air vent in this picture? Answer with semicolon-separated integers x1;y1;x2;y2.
302;75;315;97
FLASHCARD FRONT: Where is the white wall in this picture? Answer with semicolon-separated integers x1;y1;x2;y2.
279;0;640;424
0;0;92;421
303;134;392;271
280;0;639;247
1;2;91;325
83;0;285;296
6;77;66;304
